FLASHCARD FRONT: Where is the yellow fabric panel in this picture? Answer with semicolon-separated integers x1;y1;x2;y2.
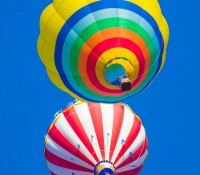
94;56;117;89
38;3;67;75
44;13;64;45
159;50;166;72
161;16;169;47
37;35;58;72
53;0;98;22
145;0;160;11
37;35;45;64
158;16;169;72
125;0;144;8
53;0;65;9
127;0;162;26
41;38;57;72
98;48;138;66
100;51;112;63
46;69;87;102
39;3;65;46
150;0;159;2
46;69;67;91
128;0;169;73
39;4;55;38
143;0;162;26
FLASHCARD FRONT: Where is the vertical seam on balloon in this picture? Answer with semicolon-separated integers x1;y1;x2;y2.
132;33;162;75
39;35;104;73
39;5;57;69
84;0;120;83
75;103;103;161
113;115;141;165
64;107;100;162
47;137;94;170
52;3;107;65
115;137;147;169
45;147;94;172
48;125;94;167
126;36;164;96
116;137;146;173
157;16;165;73
127;0;145;64
42;6;57;44
52;4;117;100
52;115;97;166
40;1;166;102
112;0;122;78
88;103;105;160
52;0;65;11
109;105;125;160
131;17;164;80
125;41;164;97
102;86;118;102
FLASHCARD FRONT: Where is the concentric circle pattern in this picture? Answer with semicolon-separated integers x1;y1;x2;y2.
38;0;169;103
44;102;148;175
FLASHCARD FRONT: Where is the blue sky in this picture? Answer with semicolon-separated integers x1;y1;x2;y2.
0;0;200;174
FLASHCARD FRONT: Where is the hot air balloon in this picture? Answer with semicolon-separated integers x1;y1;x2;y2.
44;101;148;175
37;0;169;103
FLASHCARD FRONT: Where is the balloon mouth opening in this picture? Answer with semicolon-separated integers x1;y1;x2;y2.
104;60;126;86
103;57;134;87
94;161;115;175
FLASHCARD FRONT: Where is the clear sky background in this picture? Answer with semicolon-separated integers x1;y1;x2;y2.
1;0;200;174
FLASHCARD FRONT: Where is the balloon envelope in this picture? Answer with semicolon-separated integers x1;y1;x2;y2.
44;102;148;175
38;0;169;103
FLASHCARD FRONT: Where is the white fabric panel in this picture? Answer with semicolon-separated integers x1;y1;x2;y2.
115;151;146;172
115;125;146;167
111;107;134;163
74;103;102;161
45;136;93;170
129;151;146;169
100;103;114;160
54;113;96;164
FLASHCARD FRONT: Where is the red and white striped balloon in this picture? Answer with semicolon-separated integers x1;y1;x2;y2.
44;102;148;175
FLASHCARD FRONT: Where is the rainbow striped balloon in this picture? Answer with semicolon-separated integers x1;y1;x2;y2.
44;102;148;175
37;0;169;103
